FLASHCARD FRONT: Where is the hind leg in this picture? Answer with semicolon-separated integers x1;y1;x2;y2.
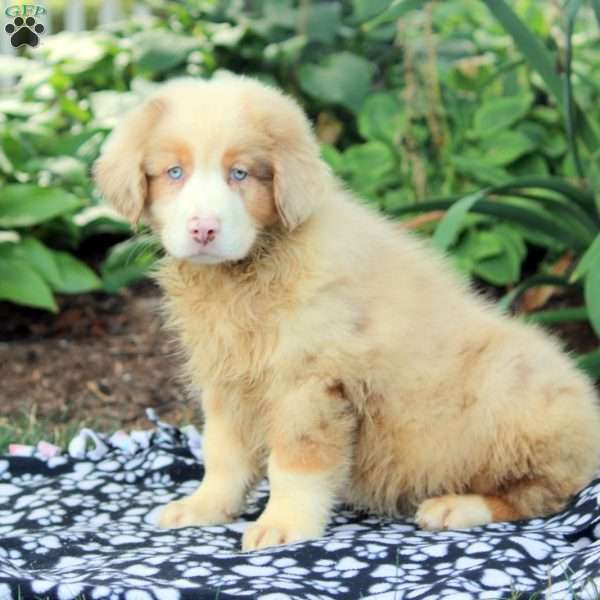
416;493;521;530
416;476;581;530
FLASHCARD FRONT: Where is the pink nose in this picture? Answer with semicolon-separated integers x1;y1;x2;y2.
188;216;220;246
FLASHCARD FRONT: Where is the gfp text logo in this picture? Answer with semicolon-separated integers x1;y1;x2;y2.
4;4;47;48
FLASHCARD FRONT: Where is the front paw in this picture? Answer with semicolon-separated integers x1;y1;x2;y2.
242;517;322;551
158;495;232;529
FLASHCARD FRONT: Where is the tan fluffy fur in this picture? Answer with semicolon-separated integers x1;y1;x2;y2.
95;74;600;551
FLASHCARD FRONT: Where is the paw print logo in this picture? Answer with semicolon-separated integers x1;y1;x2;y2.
5;16;45;48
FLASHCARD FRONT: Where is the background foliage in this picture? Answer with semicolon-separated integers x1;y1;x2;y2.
1;0;600;370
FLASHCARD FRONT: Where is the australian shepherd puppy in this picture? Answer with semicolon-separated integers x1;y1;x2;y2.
94;74;600;551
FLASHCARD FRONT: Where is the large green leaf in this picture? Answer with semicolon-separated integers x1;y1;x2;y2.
0;185;82;228
132;31;199;75
351;0;394;23
451;156;510;185
306;3;341;43
362;0;424;30
343;142;397;197
0;257;57;312
298;52;374;113
480;131;537;166
15;236;62;289
358;92;405;144
452;229;503;276
472;225;526;286
51;251;102;294
473;95;532;136
0;236;101;294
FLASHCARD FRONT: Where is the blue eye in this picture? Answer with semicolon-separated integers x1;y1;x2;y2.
167;166;184;180
230;167;248;182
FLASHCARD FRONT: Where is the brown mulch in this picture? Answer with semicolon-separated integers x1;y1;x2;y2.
0;281;196;433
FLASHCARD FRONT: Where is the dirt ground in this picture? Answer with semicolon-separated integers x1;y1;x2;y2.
0;281;199;434
0;278;597;440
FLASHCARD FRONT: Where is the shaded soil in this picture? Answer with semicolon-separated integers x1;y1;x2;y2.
0;281;197;433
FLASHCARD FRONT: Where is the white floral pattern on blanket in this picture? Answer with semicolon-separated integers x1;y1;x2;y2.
0;413;599;600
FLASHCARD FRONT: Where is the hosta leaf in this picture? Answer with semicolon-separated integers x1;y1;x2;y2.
358;92;405;144
306;3;341;43
473;95;532;136
451;156;511;185
0;185;83;228
298;52;374;113
362;0;424;30
473;232;523;286
480;131;536;166
343;142;397;182
351;0;394;23
132;31;199;75
0;257;57;312
51;251;102;294
453;230;504;263
15;236;62;289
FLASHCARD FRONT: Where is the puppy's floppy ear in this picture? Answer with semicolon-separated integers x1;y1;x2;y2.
93;98;165;224
268;100;331;232
272;149;329;232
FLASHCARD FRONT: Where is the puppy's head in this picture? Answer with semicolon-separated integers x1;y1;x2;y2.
94;75;330;264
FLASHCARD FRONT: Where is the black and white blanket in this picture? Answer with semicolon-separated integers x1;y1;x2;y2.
0;411;599;600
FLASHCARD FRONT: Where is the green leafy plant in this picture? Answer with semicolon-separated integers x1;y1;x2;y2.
1;0;599;380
